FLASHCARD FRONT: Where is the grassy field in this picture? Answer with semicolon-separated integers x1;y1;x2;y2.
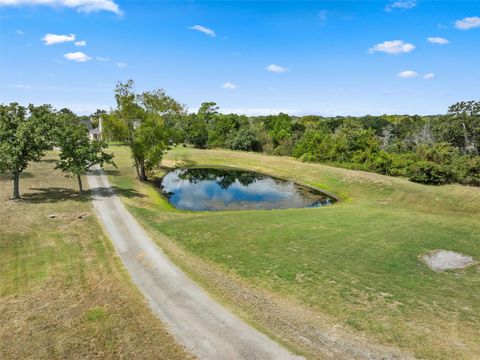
106;144;480;359
0;153;192;359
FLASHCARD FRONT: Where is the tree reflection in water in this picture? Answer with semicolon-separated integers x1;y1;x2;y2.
177;168;264;190
160;167;335;211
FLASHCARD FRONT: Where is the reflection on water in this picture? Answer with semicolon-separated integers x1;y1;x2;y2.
160;168;335;211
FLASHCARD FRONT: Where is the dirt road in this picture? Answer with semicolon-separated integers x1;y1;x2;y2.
87;169;303;360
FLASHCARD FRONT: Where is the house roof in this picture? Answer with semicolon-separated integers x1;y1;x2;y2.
80;119;93;131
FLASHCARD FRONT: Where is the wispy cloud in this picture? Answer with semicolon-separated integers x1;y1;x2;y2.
189;25;216;37
218;108;301;116
427;37;449;45
266;64;288;73
0;0;122;15
14;29;24;35
74;40;87;47
398;70;418;78
117;62;127;68
385;0;416;12
318;10;328;24
42;33;75;45
96;56;109;61
15;84;32;89
63;51;92;62
455;16;480;30
368;40;415;54
221;82;238;90
424;73;435;80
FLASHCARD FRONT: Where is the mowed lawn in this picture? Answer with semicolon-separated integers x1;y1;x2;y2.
107;145;480;360
0;153;192;359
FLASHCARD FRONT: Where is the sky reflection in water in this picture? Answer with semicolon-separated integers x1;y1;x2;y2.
160;168;335;211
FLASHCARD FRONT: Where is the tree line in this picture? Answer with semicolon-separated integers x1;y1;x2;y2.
2;79;479;201
102;81;477;187
165;100;479;186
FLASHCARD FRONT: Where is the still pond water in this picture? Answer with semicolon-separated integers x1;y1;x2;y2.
160;168;336;211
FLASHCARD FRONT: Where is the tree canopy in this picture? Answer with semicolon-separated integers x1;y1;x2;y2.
103;80;184;181
0;103;56;199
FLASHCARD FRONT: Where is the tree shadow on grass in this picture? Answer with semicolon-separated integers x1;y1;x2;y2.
102;169;121;176
22;187;91;204
92;186;146;200
22;186;145;204
0;172;34;181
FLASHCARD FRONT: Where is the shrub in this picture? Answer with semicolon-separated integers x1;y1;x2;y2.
408;161;454;185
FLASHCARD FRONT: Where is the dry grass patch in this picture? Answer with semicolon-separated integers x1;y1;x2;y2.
0;154;192;359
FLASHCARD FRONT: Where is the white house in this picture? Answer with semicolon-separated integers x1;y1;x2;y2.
88;117;103;141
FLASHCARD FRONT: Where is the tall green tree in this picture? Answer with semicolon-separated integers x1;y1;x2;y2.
197;102;219;123
55;110;114;194
0;103;55;199
180;113;208;148
443;100;480;154
103;80;183;181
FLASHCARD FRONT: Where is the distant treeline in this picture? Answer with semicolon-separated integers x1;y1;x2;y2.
4;79;477;191
139;100;479;186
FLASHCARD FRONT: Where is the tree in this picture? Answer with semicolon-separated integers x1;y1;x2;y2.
130;113;168;180
103;80;183;181
444;100;480;154
180;113;208;148
0;103;55;199
197;102;219;123
55;111;114;194
207;113;248;148
226;127;260;151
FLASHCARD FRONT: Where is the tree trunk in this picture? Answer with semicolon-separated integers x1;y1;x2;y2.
139;160;147;182
77;174;83;194
133;156;141;180
13;171;20;199
461;122;471;153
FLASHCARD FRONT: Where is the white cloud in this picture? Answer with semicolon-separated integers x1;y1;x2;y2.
455;16;480;30
96;56;109;61
14;29;24;35
424;73;435;80
189;25;216;37
398;70;418;78
368;40;415;54
266;64;288;73
385;0;416;11
221;82;238;90
0;0;122;15
42;33;75;45
117;62;127;68
63;51;91;62
74;40;87;46
427;36;450;45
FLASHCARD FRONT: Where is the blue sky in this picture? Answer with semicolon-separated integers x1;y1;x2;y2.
1;0;479;116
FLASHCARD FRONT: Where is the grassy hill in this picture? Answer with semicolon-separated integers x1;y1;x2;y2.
106;144;480;359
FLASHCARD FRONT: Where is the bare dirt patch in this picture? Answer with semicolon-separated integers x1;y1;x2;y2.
422;250;476;272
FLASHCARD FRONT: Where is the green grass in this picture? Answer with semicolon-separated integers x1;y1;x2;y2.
0;153;191;359
106;144;480;359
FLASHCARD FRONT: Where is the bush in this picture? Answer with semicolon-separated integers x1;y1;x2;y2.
225;128;261;152
454;156;480;186
408;161;454;185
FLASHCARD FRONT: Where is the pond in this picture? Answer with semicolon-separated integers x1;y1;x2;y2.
159;167;336;211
